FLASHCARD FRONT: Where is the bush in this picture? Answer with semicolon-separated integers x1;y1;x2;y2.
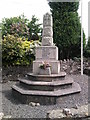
84;49;90;58
2;34;41;66
1;14;42;40
84;37;90;58
1;14;30;39
28;15;42;40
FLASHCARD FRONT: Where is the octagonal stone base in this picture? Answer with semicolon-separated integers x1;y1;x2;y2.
12;72;81;105
12;82;81;105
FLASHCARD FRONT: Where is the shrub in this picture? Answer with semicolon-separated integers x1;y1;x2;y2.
1;14;30;39
84;37;90;58
1;14;42;40
28;15;42;40
2;34;41;66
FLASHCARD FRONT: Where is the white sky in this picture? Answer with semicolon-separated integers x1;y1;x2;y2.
0;0;89;39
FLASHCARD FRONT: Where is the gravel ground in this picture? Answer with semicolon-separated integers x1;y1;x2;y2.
1;74;89;118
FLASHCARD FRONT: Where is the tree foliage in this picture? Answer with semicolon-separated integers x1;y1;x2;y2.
1;14;42;66
1;14;29;39
28;15;42;40
1;14;42;40
48;2;86;59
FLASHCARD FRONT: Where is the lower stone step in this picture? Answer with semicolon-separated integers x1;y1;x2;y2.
19;77;74;91
12;82;81;105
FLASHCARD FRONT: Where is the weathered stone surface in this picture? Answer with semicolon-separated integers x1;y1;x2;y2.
12;82;81;105
27;72;66;82
42;12;53;47
47;104;89;119
29;102;36;107
42;27;53;37
33;60;60;74
63;108;72;116
43;13;52;27
12;87;56;105
38;67;51;75
47;109;66;119
35;46;58;60
36;103;40;106
33;13;59;75
42;37;53;46
19;77;73;91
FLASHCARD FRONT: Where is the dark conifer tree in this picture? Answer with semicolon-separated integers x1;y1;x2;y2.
48;2;86;59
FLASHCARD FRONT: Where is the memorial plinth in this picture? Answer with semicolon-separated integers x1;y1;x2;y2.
12;13;81;105
33;13;59;75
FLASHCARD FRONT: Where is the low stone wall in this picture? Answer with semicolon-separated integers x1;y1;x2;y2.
60;59;81;74
2;58;90;82
60;58;90;75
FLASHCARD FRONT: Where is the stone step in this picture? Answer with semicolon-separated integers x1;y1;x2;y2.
19;77;74;91
27;72;66;82
12;82;81;105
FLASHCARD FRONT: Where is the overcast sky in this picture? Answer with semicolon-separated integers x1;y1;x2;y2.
0;0;89;39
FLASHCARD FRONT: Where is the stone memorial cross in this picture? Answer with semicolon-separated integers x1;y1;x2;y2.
33;13;60;75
